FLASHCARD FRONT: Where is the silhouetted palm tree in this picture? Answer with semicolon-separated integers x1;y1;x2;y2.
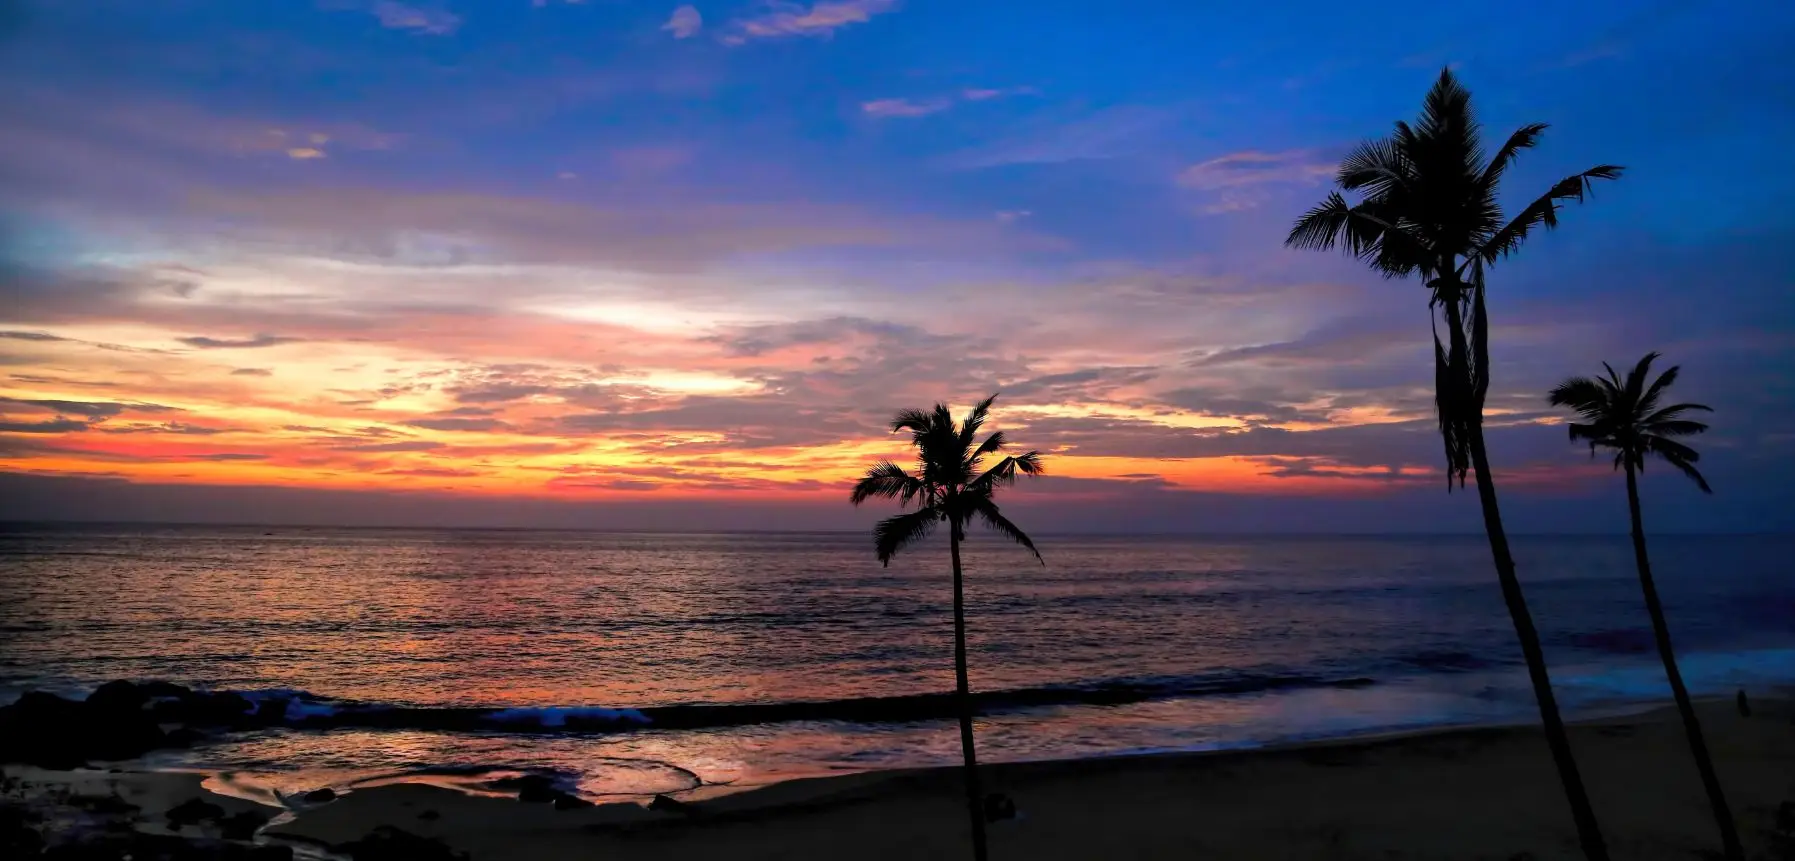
851;394;1044;861
1549;353;1738;860
1287;68;1621;860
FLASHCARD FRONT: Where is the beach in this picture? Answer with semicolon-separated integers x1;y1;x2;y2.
9;697;1792;859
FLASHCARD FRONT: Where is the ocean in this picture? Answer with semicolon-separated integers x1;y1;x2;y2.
2;524;1791;803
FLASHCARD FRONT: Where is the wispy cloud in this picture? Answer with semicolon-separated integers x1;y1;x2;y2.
722;0;898;44
1175;149;1336;214
663;5;703;39
946;105;1175;169
861;97;951;118
862;86;1034;120
369;2;462;35
1175;150;1335;190
961;86;1037;101
178;334;305;350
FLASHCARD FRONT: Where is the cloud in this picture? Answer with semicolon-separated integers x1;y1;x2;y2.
369;2;462;35
285;147;327;160
0;331;70;342
861;97;951;119
961;86;1037;101
0;418;89;434
1175;150;1338;215
994;210;1031;224
177;334;304;349
946;105;1175;169
1175;150;1335;191
663;5;703;39
230;368;274;376
723;0;898;44
863;87;1034;120
98;422;238;436
334;440;445;453
405;417;514;432
0;397;180;419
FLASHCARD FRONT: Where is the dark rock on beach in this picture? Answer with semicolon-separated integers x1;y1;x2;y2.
0;691;167;768
552;792;595;810
301;787;337;804
166;797;226;828
648;793;695;815
40;832;293;860
337;825;468;861
0;681;272;767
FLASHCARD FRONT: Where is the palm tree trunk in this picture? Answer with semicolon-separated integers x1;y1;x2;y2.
1625;464;1743;860
1444;297;1609;861
949;521;989;861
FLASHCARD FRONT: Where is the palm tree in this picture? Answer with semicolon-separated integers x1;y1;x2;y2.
1549;353;1738;860
1287;68;1621;860
850;394;1044;861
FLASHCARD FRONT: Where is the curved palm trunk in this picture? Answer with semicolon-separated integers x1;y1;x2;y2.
1445;298;1609;861
1625;465;1743;860
949;521;990;861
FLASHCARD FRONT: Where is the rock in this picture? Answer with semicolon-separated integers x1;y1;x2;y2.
647;794;694;815
139;680;194;700
167;797;226;827
1776;800;1795;834
982;792;1017;822
490;774;560;803
70;793;138;815
302;787;338;804
338;825;467;861
43;832;292;860
218;808;271;840
417;809;441;821
1737;689;1751;717
517;784;559;804
0;689;166;767
166;727;207;748
1;804;44;857
552;793;594;810
86;680;149;713
253;696;292;723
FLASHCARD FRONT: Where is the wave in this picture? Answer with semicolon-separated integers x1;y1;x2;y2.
238;671;1376;734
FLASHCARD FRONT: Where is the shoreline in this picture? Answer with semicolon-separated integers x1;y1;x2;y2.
9;695;1793;859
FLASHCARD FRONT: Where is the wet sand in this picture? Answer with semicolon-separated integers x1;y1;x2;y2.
12;698;1795;859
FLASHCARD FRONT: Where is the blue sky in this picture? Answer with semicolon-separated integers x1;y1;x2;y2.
1;0;1792;531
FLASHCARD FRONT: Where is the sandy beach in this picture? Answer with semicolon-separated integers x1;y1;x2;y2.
8;697;1792;860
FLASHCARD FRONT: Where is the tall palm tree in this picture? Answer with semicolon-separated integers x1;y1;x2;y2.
1548;353;1738;860
850;394;1044;861
1287;68;1622;860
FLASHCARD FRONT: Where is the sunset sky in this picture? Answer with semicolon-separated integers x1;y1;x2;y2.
2;0;1792;532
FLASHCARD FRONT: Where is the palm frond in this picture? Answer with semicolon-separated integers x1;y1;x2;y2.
1475;165;1624;264
968;451;1045;494
969;430;1007;464
1645;420;1709;438
958;394;998;456
1548;377;1611;423
1650;440;1713;494
872;507;941;566
970;497;1043;564
1643;402;1714;424
1337;137;1410;197
1286;191;1356;252
850;461;924;507
1480;122;1548;188
889;408;933;435
1623;352;1658;409
1637;361;1680;413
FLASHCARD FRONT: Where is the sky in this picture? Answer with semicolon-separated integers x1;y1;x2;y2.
1;0;1792;532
